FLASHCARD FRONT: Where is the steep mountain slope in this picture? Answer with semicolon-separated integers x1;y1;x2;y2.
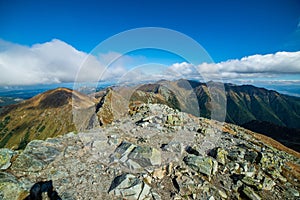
242;120;300;152
0;88;97;149
225;84;300;128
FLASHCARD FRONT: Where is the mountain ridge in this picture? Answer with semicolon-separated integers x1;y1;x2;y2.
0;80;299;152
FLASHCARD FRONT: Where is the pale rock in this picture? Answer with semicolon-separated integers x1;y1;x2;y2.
0;148;15;170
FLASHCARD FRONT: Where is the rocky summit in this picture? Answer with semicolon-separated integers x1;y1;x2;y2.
0;103;299;200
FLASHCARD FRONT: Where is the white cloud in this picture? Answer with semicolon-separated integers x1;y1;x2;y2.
1;38;300;86
0;39;128;86
167;51;300;80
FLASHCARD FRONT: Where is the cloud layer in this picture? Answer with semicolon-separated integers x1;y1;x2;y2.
0;39;300;86
168;51;300;80
0;39;128;85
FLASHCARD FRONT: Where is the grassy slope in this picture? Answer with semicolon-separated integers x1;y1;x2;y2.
0;88;95;149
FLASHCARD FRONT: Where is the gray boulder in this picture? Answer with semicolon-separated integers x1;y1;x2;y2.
128;146;161;167
11;140;61;172
0;172;24;200
108;173;151;200
111;141;161;170
183;154;214;177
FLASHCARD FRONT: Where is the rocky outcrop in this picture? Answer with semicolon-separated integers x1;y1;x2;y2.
96;88;128;126
0;103;299;199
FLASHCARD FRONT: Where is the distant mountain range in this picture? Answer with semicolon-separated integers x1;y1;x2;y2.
0;79;299;151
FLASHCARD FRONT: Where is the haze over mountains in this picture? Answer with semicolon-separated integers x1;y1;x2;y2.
0;79;299;152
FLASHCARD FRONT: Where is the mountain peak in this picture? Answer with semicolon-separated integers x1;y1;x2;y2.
0;87;96;149
36;87;73;108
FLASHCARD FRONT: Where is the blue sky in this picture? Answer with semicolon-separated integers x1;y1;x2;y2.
1;0;299;62
0;0;300;91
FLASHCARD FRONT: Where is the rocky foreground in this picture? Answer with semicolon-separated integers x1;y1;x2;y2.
0;104;299;200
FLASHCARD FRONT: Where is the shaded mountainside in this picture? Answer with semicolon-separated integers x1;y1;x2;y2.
171;79;300;129
242;120;300;152
225;84;300;129
0;104;299;200
0;88;96;149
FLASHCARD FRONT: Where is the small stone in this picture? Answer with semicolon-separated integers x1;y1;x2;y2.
141;122;149;128
183;155;213;177
110;141;136;162
262;177;275;190
161;142;183;153
128;146;161;167
166;114;182;126
242;186;261;200
208;196;215;200
244;150;258;163
107;135;120;146
218;190;227;199
143;175;152;185
287;187;299;197
152;167;165;180
268;169;287;183
0;148;15;170
232;180;243;192
212;160;218;175
152;191;161;200
166;162;173;176
234;163;240;171
242;176;262;190
209;147;227;165
228;147;245;161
